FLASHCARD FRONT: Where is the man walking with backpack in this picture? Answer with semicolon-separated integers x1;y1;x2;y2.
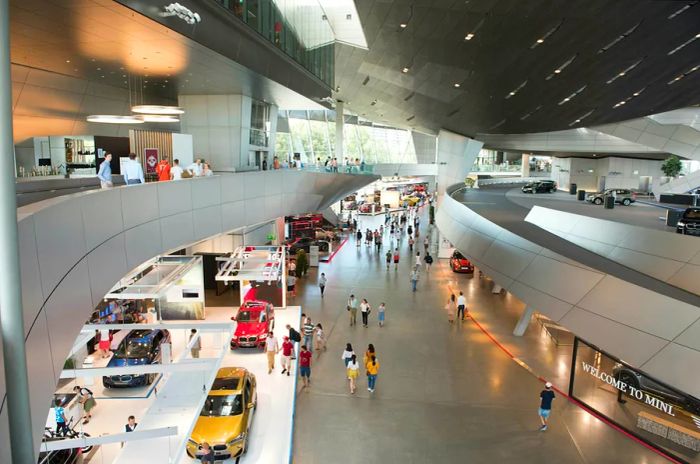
286;323;301;359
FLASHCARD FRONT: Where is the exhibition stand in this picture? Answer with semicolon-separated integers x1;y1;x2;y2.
216;246;286;307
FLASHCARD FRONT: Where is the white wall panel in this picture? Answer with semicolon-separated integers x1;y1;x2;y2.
24;313;57;451
160;212;195;252
640;343;700;400
559;308;668;367
124;221;164;271
34;199;87;297
193;205;224;241
576;276;700;339
517;255;604;304
221;201;246;232
17;216;43;337
87;234;128;307
191;177;222;209
81;187;124;251
507;282;573;322
120;183;159;229
157;180;193;217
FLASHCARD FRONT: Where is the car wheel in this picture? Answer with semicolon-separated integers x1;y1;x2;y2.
622;199;631;206
594;198;603;205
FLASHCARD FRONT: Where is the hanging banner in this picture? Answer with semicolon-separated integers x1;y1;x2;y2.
145;148;159;173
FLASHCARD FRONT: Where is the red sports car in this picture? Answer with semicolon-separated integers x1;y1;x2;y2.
230;300;275;349
450;251;474;274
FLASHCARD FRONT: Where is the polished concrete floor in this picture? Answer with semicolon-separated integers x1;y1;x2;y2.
291;212;669;464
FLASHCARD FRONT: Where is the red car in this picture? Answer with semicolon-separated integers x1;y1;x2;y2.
230;300;275;349
450;251;474;274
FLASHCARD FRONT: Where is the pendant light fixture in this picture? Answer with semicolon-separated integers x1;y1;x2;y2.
87;115;145;124
131;105;184;115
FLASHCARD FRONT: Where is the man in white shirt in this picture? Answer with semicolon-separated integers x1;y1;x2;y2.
170;159;184;180
457;291;467;321
122;153;145;185
265;332;279;374
188;158;203;177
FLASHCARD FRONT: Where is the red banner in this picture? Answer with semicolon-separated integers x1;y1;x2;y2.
145;148;159;173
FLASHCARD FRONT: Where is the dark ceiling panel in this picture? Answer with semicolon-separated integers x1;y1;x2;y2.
335;0;700;136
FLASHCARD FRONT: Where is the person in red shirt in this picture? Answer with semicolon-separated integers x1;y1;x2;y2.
280;336;294;376
156;158;171;182
299;344;312;387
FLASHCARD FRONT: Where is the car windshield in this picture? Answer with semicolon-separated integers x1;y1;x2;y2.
211;377;240;391
236;310;258;322
114;339;151;359
200;394;243;417
684;209;700;219
453;252;465;260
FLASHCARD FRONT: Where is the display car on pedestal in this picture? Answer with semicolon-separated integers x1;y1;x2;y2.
187;367;257;460
230;300;275;349
102;329;171;388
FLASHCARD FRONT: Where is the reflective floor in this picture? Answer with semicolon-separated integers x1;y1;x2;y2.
291;210;669;464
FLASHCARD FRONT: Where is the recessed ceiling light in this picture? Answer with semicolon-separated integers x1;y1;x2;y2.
400;23;407;28
633;92;639;96
554;69;561;74
593;154;597;157
465;33;475;40
696;33;700;38
563;97;570;102
402;67;409;73
618;72;626;76
536;38;544;43
509;91;515;96
619;101;626;105
454;83;461;88
65;60;70;63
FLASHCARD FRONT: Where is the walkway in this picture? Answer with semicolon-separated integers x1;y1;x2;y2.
291;211;668;464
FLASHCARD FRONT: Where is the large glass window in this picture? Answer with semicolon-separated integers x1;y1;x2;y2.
276;111;418;165
570;337;700;463
213;0;335;87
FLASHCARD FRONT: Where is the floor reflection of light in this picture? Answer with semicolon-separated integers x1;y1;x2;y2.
558;361;568;376
581;412;592;425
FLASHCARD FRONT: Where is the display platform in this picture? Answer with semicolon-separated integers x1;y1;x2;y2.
181;306;301;464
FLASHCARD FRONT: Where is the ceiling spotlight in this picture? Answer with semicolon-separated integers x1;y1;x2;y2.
87;115;144;124
563;97;570;102
509;91;516;96
619;101;626;105
454;83;461;88
536;38;544;43
400;23;407;28
65;60;70;63
697;33;700;38
465;33;475;40
402;67;409;73
554;69;561;74
633;92;639;96
131;105;185;115
618;72;626;76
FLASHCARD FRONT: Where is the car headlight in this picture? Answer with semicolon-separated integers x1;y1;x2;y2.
677;221;685;227
232;335;238;340
227;433;246;446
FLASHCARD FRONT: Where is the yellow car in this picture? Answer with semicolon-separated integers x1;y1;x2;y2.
187;367;257;460
404;196;421;206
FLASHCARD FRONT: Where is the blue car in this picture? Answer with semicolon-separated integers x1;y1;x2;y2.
102;329;170;388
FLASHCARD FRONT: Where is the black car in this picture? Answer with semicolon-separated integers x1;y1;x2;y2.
521;180;557;193
613;364;700;415
288;237;330;255
676;207;700;236
103;329;170;388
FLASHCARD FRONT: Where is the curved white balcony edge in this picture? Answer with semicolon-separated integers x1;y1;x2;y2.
436;184;700;399
0;170;378;453
525;205;700;296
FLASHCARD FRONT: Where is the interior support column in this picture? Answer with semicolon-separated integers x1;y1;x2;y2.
513;306;536;336
0;0;35;462
335;101;344;162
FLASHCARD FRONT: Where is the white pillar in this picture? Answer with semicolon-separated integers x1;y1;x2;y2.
335;101;344;162
513;306;536;336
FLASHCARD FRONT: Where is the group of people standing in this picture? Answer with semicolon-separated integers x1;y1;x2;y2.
346;294;386;328
341;343;380;394
97;154;212;188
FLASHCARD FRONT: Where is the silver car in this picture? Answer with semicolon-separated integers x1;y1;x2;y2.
586;189;636;206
